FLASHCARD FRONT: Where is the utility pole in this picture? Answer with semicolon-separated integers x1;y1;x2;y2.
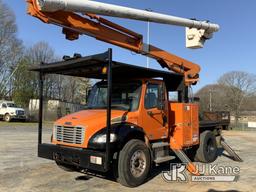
209;90;212;112
209;89;216;112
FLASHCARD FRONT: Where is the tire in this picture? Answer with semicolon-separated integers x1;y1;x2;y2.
4;114;11;122
118;139;151;187
195;131;217;163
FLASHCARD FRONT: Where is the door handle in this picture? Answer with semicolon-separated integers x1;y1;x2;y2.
147;111;153;116
147;111;162;116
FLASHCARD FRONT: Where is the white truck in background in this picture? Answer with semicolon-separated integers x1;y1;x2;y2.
0;101;26;122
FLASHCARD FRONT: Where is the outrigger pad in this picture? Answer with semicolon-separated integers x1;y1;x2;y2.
220;137;243;162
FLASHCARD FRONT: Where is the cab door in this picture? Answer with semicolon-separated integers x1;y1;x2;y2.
142;82;168;140
0;103;7;115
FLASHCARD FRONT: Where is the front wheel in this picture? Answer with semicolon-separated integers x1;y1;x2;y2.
4;114;11;122
118;139;151;187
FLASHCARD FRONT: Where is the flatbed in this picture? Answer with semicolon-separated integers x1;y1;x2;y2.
202;111;231;130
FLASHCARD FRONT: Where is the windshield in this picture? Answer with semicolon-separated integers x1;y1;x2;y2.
87;81;142;111
7;103;17;108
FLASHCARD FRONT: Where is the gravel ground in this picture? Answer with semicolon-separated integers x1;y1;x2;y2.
0;122;255;192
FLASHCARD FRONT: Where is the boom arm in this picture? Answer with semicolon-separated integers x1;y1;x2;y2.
27;0;201;85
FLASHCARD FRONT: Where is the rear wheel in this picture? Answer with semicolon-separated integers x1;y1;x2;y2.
4;114;11;122
195;131;217;163
118;139;150;187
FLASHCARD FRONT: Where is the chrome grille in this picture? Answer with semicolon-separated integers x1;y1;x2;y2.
17;110;25;115
55;126;85;144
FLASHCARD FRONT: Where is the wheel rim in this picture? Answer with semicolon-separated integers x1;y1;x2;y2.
206;139;214;153
5;115;10;121
130;150;146;178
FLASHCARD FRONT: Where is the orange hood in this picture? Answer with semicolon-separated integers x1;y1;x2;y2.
55;109;129;128
53;109;138;148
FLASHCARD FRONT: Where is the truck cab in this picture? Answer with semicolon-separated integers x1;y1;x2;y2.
53;79;169;150
0;101;26;122
33;51;235;187
50;76;203;186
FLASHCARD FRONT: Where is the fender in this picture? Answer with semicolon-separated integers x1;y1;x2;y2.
88;122;147;151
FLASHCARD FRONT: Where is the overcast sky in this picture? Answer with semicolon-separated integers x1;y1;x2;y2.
3;0;256;90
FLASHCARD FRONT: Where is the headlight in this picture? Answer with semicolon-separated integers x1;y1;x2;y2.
92;133;117;143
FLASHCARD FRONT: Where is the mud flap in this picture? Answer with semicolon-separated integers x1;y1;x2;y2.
220;137;243;162
173;149;200;175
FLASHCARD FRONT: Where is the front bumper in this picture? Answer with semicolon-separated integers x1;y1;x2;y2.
38;144;108;172
11;115;26;119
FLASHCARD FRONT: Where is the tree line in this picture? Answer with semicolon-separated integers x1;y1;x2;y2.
196;71;256;124
0;1;90;107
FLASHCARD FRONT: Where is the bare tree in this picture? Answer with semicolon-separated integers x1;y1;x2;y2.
218;71;256;125
58;76;90;104
27;42;56;66
12;42;58;106
241;94;256;111
0;0;23;97
0;1;91;105
13;41;91;106
27;42;58;99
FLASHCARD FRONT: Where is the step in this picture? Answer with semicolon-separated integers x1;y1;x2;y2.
152;142;170;149
154;156;175;164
